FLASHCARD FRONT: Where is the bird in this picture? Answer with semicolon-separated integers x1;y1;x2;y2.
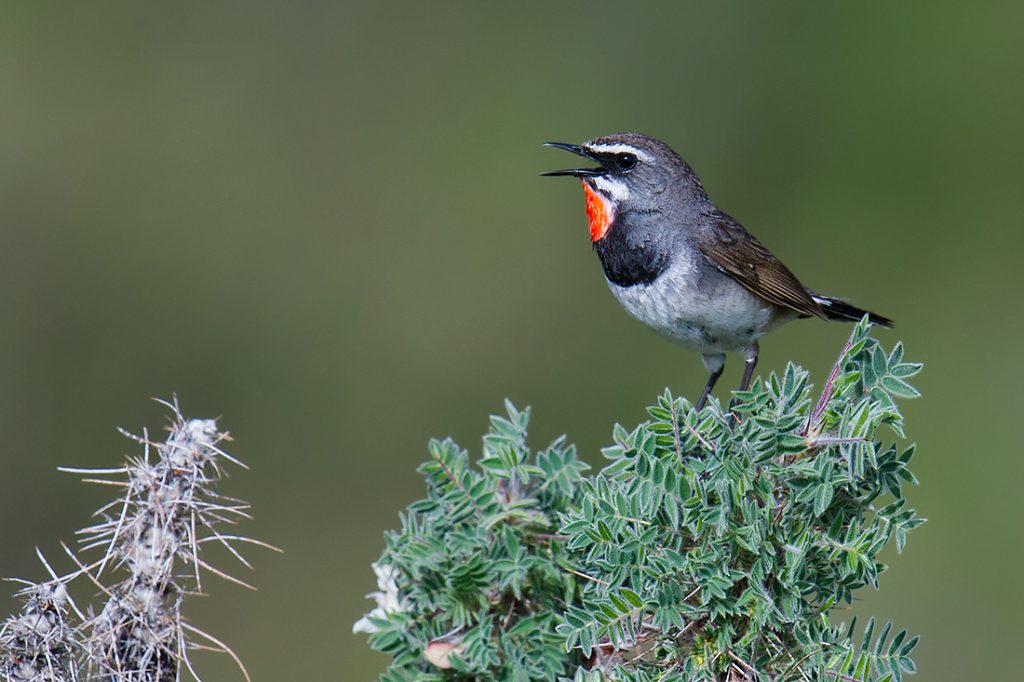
543;132;891;411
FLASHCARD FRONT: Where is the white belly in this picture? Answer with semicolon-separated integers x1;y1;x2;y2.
606;256;786;354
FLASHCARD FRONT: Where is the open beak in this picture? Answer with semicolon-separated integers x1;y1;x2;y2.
541;142;607;177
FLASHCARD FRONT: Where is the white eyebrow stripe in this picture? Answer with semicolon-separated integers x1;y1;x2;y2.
585;143;654;162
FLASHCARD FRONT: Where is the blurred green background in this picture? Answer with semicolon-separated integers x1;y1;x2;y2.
1;2;1020;679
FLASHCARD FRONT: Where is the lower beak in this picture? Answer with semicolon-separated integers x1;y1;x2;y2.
541;142;607;177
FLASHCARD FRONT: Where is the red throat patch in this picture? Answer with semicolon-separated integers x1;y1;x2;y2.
582;180;613;242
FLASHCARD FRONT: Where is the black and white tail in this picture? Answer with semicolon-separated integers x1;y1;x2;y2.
812;295;893;328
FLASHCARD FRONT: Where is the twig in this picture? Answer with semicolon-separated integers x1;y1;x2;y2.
803;334;856;437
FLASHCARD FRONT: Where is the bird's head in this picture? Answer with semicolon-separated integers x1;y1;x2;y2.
543;132;695;242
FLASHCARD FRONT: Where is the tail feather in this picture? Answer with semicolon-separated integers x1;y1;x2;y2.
812;295;893;328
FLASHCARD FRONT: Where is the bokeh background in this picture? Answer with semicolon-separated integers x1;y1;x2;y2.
1;2;1020;679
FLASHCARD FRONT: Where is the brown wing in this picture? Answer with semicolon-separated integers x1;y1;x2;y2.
698;214;825;319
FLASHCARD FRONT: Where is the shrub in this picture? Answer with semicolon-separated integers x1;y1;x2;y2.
356;319;923;682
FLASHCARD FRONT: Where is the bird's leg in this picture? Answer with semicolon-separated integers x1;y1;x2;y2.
729;343;759;427
697;353;726;410
696;369;723;410
738;343;759;392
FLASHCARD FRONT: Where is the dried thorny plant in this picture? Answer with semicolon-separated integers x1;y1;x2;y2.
0;553;82;682
1;399;277;682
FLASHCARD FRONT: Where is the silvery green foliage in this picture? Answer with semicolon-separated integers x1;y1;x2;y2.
558;319;923;681
0;402;270;682
358;320;923;682
360;403;591;682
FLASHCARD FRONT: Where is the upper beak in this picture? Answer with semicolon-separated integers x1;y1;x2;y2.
541;142;607;177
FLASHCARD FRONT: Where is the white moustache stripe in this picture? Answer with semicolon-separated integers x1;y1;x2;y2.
586;143;654;162
590;175;630;202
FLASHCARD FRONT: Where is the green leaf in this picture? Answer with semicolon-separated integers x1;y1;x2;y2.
881;376;921;398
813;483;834;516
621;588;644;608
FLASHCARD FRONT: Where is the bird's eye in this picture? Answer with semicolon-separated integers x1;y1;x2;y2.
616;152;638;170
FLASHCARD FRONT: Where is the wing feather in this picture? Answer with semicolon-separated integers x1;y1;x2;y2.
698;214;825;320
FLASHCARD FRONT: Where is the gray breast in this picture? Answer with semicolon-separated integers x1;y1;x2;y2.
606;251;789;354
